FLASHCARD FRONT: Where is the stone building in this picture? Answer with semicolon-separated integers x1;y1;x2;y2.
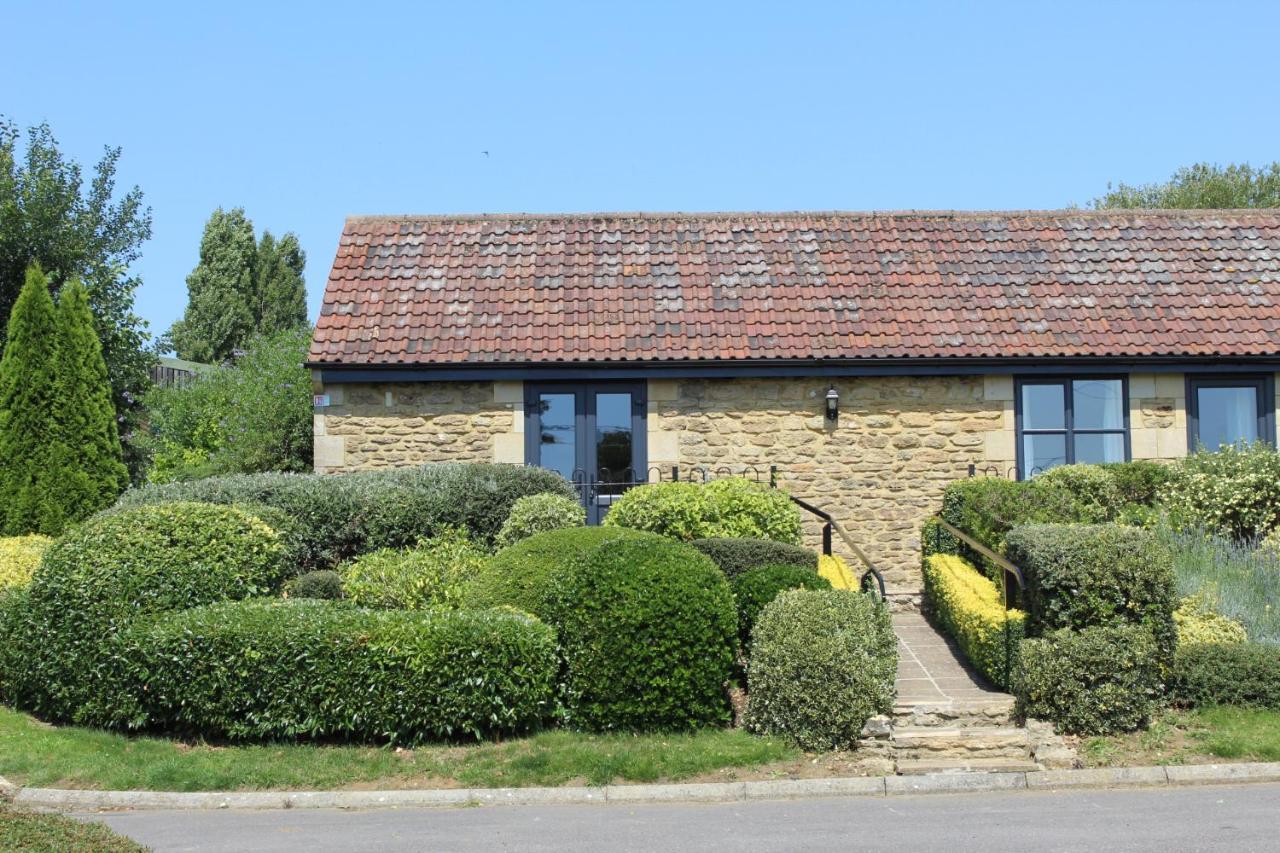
309;210;1280;593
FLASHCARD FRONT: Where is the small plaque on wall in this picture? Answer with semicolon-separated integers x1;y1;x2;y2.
313;394;331;408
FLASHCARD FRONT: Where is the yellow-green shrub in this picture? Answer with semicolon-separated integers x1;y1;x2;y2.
923;553;1026;689
1174;592;1247;646
0;535;51;590
818;554;856;590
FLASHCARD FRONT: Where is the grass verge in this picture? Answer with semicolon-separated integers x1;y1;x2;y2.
0;804;147;852
0;705;798;791
1081;706;1280;766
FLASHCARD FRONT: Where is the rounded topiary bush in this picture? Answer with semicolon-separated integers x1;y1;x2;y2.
341;528;486;610
464;525;646;614
546;535;737;731
496;493;586;549
732;563;831;649
0;501;287;724
604;478;802;543
747;589;896;750
121;600;558;743
285;570;344;600
690;537;818;579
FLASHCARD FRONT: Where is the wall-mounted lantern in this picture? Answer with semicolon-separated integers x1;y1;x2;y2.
825;385;839;421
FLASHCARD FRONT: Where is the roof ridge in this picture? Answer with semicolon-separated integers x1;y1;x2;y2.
344;208;1280;225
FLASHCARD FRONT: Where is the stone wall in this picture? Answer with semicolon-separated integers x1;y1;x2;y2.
312;381;509;474
647;376;1009;592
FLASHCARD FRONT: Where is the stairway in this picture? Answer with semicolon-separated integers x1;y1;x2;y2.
883;613;1075;775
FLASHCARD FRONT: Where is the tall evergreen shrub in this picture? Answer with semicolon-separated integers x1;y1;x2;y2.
0;266;70;534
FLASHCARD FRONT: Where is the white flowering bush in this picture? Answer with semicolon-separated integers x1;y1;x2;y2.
1161;443;1280;540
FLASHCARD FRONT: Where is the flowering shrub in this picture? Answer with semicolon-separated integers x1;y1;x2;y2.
604;478;802;543
1162;443;1280;540
923;554;1025;689
0;535;51;590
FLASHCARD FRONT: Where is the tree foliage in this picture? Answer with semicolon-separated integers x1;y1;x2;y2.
169;208;306;363
142;325;313;481
1093;162;1280;209
0;118;154;480
55;279;129;517
0;266;70;534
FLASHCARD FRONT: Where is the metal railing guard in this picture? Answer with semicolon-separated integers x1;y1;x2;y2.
930;517;1024;610
789;495;887;600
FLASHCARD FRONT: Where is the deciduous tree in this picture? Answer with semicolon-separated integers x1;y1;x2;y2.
1094;162;1280;209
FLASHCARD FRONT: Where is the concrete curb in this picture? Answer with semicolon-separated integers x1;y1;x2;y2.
7;763;1280;812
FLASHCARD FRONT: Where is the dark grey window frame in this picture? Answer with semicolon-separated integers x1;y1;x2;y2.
523;381;648;524
1185;374;1275;452
1014;376;1131;480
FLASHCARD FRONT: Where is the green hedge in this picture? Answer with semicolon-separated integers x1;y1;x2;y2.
732;564;831;649
341;528;486;610
495;493;586;549
603;478;802;543
284;570;343;600
116;464;575;569
1171;642;1280;710
747;590;896;750
121;600;558;743
545;535;737;730
0;502;287;724
1016;625;1161;735
690;537;818;579
464;526;646;614
1003;523;1177;660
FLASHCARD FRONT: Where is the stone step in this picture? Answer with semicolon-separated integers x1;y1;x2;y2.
892;700;1017;729
896;758;1041;776
891;726;1031;761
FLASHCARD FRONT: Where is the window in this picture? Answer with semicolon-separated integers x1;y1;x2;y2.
1187;375;1274;452
1016;378;1128;478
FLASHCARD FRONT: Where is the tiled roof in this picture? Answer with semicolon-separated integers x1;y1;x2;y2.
309;210;1280;366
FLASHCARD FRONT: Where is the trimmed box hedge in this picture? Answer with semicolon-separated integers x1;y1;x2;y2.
1171;642;1280;710
922;554;1025;690
747;589;896;750
1016;625;1161;735
1003;523;1177;660
0;502;288;725
603;478;802;544
732;563;831;649
122;600;558;743
690;537;818;579
116;463;575;570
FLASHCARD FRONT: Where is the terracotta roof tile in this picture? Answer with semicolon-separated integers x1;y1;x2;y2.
309;210;1280;366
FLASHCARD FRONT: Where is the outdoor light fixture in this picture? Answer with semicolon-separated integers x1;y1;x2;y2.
825;385;839;421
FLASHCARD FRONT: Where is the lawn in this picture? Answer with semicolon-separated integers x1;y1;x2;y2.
1081;707;1280;767
0;705;799;791
0;805;147;852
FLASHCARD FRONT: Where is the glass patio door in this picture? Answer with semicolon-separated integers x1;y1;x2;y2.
525;382;647;524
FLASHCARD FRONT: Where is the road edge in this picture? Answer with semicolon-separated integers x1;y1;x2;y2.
5;762;1280;811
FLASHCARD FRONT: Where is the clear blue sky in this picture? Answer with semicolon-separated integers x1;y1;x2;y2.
4;1;1279;340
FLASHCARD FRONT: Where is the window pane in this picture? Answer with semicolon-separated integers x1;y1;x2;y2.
1074;380;1124;430
595;392;633;487
538;393;577;482
1023;433;1067;477
1075;433;1125;465
1196;386;1259;450
1022;384;1065;430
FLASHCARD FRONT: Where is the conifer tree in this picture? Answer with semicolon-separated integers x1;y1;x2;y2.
254;231;307;334
56;279;129;517
0;265;71;535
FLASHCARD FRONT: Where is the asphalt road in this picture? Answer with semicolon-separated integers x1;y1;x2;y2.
78;783;1280;853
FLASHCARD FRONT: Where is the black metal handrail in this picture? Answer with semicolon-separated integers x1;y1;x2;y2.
789;495;887;600
930;517;1024;610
